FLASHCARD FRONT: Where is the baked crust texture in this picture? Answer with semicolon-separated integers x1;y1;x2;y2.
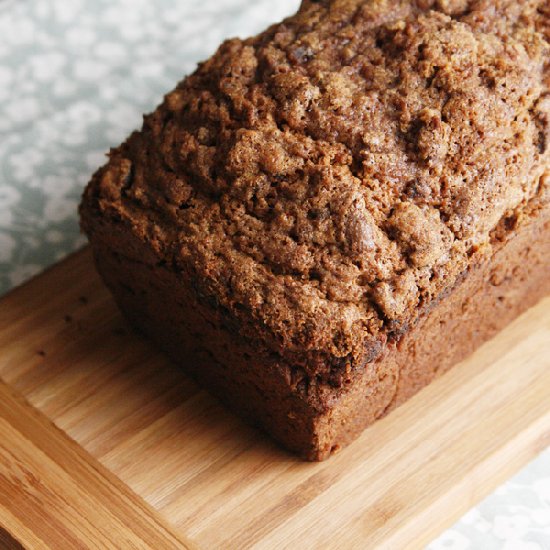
81;0;550;458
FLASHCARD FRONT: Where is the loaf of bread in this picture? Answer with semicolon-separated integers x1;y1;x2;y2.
80;0;550;460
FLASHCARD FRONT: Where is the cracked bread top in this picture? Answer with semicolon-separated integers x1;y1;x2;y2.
81;0;550;391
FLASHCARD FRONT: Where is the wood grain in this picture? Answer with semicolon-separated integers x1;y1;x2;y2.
0;380;192;550
0;247;548;549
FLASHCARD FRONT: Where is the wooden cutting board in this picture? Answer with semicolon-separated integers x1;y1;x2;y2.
0;247;549;549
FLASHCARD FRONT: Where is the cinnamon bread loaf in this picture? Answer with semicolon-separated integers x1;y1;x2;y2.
80;0;550;460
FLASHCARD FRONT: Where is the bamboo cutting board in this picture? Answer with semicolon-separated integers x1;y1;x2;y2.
0;248;549;549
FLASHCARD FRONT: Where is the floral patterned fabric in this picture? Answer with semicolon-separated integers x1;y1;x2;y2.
0;0;548;547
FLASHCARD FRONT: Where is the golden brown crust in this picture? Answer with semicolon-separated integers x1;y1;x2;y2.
81;0;549;394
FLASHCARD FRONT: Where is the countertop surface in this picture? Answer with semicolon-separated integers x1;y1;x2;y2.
0;0;548;548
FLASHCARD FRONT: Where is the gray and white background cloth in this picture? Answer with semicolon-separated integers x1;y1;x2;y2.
0;0;548;547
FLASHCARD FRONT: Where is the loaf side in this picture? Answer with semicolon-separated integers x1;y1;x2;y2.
86;184;550;459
